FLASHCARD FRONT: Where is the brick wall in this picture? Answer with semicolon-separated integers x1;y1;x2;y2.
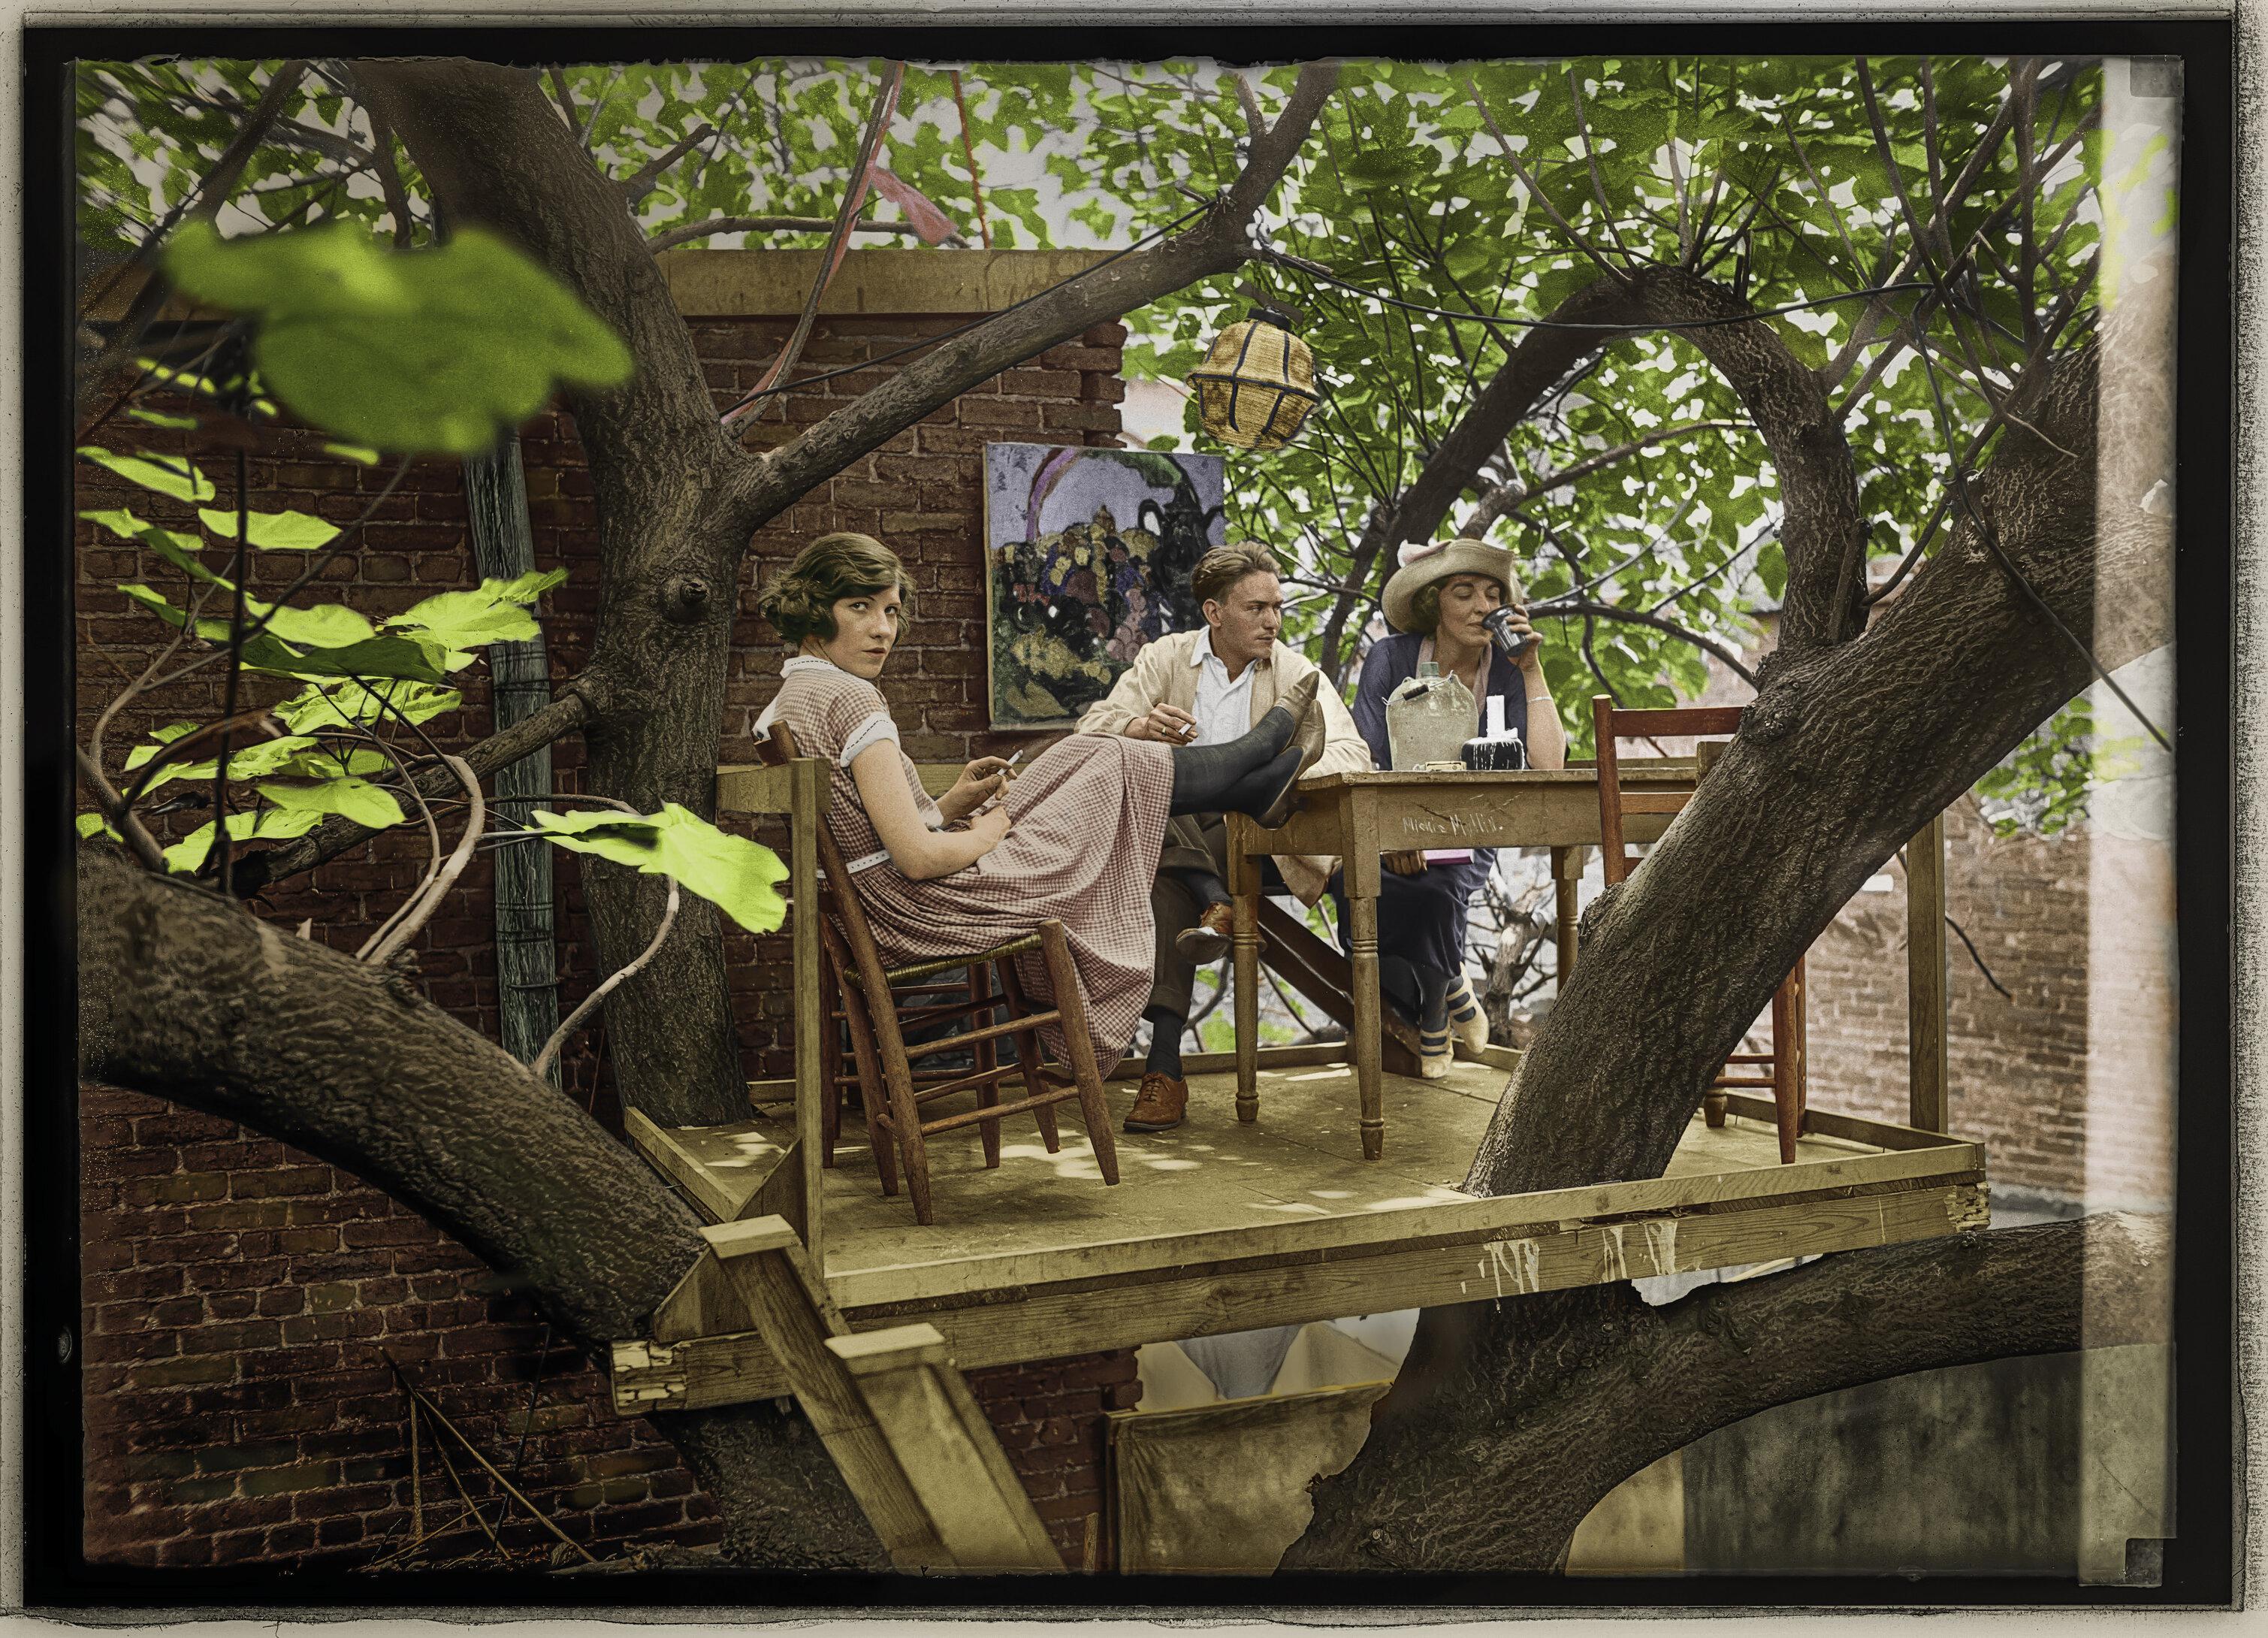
74;307;1132;1567
966;1349;1145;1567
1804;799;2098;1207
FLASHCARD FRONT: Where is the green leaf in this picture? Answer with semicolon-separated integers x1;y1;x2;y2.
323;442;381;466
238;627;452;684
532;802;788;935
117;580;381;651
164;220;636;455
77;446;218;503
257;775;406;830
387;582;543;653
125;406;201;430
195;506;343;551
131;733;321;792
274;678;463;732
77;811;122;841
163;805;323;874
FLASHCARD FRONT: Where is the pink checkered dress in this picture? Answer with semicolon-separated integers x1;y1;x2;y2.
759;656;1173;1069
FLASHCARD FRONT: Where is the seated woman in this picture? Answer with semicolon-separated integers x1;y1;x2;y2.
1337;536;1566;1077
755;531;1315;1080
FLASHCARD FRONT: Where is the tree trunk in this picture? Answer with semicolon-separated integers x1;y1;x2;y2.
1288;1213;2168;1570
77;842;886;1564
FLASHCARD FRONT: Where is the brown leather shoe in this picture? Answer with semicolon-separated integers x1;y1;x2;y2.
1124;1071;1189;1132
1173;902;1235;963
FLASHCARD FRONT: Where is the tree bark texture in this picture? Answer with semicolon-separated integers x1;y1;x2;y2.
1288;1213;2168;1572
77;842;885;1566
355;59;788;1124
347;56;1341;1126
1473;339;2118;1201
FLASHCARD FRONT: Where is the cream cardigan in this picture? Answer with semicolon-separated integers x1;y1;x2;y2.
1074;629;1372;905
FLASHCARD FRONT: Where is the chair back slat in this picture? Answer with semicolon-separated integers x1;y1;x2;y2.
1591;695;1743;886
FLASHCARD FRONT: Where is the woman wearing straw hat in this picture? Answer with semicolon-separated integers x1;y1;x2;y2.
1336;536;1567;1077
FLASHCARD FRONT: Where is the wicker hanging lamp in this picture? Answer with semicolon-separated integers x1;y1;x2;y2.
1185;305;1323;452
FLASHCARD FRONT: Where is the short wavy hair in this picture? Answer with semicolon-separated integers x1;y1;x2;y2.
756;532;917;647
1191;539;1280;608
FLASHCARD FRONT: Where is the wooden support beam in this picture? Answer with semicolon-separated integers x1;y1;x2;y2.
623;1109;801;1229
1253;899;1424;1074
1907;811;1950;1133
791;754;827;1274
693;1219;1056;1572
617;1177;1987;1416
700;1219;950;1570
827;1325;1062;1571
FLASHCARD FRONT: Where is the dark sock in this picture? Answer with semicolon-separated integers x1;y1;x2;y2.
1167;867;1230;908
1418;965;1450;1034
1216;745;1303;820
1143;1005;1185;1078
1167;706;1296;816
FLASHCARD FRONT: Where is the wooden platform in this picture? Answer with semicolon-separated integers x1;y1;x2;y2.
610;1053;1988;1417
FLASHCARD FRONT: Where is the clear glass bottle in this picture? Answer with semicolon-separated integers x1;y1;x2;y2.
1386;659;1478;769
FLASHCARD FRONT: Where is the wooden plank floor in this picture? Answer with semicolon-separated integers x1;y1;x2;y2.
614;1063;1983;1416
814;1059;1892;1292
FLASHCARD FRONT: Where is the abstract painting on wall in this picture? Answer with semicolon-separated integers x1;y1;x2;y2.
983;441;1227;729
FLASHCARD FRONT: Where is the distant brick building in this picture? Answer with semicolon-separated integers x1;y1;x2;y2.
76;249;1137;1568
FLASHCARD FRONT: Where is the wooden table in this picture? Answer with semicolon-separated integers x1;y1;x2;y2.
1225;766;1691;1162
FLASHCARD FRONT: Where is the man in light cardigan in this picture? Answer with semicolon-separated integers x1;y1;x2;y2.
1076;540;1370;1132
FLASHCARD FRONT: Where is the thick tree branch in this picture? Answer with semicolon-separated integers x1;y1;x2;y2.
1291;1213;2167;1571
1473;334;2112;1204
230;688;592;896
77;842;888;1567
1312;270;1661;681
80;844;702;1343
726;61;1342;532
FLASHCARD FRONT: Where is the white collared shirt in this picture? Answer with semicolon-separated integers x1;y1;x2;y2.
1190;638;1261;747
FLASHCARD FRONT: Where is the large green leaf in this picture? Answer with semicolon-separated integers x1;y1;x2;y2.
257;775;406;830
164;220;635;455
274;678;463;732
77;446;218;503
128;732;319;790
117;580;379;651
531;802;788;935
195;506;342;551
162;805;323;873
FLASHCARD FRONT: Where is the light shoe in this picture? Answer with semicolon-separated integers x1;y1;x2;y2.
1418;1021;1453;1080
1445;973;1490;1054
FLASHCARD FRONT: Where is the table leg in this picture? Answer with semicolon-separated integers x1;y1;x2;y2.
1228;814;1261;1125
1552;845;1586;981
1347;885;1384;1162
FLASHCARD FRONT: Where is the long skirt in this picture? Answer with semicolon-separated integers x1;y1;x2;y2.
848;733;1173;1069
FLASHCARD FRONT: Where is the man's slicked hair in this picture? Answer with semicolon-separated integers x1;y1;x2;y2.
1191;539;1280;607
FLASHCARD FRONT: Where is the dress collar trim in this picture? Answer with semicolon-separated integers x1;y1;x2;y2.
782;654;843;677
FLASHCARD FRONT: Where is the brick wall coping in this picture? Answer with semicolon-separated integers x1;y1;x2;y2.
90;247;1119;325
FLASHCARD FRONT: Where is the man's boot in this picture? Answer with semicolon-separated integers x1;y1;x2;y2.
1173;901;1235;963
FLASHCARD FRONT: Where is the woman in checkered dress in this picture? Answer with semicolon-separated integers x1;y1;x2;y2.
756;532;1312;1071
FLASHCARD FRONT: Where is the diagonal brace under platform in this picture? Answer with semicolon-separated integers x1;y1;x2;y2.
699;1217;1060;1573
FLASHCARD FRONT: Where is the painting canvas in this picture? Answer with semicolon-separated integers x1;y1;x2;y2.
983;441;1227;728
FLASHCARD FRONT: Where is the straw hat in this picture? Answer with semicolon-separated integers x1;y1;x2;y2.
1381;537;1523;633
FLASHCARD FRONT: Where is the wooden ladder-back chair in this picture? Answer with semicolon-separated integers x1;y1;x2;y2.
767;722;1119;1224
1592;696;1809;1165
